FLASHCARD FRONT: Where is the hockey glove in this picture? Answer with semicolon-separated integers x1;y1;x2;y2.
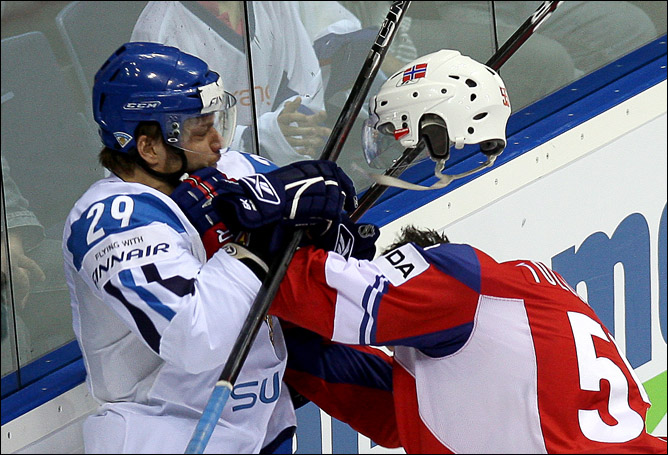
170;167;234;259
308;214;380;260
215;160;358;234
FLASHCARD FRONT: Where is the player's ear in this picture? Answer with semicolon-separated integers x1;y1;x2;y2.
136;134;160;166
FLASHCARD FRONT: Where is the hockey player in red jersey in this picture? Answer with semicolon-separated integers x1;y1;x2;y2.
199;49;667;453
271;225;667;453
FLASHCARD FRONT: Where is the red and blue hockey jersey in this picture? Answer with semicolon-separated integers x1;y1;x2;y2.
274;242;667;453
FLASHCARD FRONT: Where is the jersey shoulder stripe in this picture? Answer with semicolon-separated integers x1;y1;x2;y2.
243;151;279;173
420;243;482;293
67;192;186;270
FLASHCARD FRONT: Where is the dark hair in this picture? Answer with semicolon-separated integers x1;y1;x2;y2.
98;122;162;175
382;224;449;254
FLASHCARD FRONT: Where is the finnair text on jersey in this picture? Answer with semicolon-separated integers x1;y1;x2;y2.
92;242;169;286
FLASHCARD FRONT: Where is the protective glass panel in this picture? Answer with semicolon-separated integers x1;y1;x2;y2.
1;176;19;382
0;0;665;393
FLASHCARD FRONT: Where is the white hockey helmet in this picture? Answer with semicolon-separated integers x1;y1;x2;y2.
362;49;511;190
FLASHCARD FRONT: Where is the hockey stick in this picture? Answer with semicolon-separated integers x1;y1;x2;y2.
185;2;411;453
349;0;563;222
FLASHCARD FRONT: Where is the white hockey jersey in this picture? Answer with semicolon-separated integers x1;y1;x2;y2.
131;1;325;166
62;150;295;453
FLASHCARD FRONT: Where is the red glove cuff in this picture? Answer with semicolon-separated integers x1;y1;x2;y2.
202;221;232;259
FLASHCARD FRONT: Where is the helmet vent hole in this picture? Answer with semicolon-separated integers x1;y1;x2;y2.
441;88;447;94
380;100;388;106
470;94;477;102
109;68;123;82
449;75;460;80
412;92;418;98
473;112;488;120
378;123;395;134
468;127;474;134
465;79;477;88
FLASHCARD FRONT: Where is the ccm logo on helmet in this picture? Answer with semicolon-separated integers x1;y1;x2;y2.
123;101;162;110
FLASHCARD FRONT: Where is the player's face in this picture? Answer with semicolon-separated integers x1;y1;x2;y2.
180;114;224;171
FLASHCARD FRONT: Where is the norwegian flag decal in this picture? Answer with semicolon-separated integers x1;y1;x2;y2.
402;63;427;82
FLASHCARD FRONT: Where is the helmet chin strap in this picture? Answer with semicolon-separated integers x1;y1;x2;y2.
369;153;497;191
132;146;189;187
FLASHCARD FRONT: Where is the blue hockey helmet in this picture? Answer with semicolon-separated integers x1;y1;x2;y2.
92;42;236;153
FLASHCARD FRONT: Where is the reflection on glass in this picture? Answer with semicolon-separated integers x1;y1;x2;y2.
1;156;44;372
2;30;87;370
497;1;659;80
0;156;75;369
1;180;19;379
131;1;331;166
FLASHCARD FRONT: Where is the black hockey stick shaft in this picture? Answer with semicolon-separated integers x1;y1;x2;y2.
226;0;409;385
185;2;411;453
487;0;562;70
320;2;412;161
349;0;562;222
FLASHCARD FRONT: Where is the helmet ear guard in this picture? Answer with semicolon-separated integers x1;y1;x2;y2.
419;114;450;161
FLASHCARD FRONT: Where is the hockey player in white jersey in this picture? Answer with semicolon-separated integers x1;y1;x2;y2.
62;42;356;454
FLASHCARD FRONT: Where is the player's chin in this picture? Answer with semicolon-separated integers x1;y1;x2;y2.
211;149;222;163
207;154;220;167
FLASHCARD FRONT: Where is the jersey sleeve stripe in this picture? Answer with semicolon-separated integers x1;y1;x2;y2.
359;275;389;345
370;277;389;345
141;263;195;297
119;269;176;321
103;280;162;353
